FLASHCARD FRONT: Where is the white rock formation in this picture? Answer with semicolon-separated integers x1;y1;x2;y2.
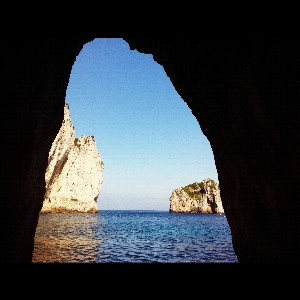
41;103;104;213
169;178;224;213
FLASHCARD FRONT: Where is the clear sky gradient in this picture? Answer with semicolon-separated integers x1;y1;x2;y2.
65;38;219;211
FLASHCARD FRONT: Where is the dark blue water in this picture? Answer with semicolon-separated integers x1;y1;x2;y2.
32;210;238;263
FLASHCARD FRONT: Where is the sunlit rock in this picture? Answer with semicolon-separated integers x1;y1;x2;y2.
169;178;224;213
41;103;104;213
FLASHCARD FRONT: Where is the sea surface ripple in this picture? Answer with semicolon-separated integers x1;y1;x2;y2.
32;210;238;263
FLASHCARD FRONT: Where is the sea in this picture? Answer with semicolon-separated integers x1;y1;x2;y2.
32;210;238;263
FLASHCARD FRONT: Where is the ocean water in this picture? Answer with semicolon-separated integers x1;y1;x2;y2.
32;210;238;263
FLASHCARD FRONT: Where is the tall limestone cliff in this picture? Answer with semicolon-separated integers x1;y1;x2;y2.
169;178;224;214
41;103;104;213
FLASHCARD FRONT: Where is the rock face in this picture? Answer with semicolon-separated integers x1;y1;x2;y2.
169;179;224;214
41;103;104;213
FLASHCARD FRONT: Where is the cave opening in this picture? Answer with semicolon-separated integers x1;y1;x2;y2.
32;38;238;262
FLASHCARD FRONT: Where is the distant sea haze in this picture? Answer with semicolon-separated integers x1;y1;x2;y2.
33;210;238;263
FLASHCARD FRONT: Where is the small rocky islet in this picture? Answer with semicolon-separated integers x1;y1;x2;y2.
169;178;224;214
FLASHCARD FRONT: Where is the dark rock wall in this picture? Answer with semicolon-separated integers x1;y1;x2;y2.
0;39;92;262
1;38;299;262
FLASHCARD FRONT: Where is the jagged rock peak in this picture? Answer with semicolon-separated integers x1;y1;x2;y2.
169;178;224;214
41;103;104;213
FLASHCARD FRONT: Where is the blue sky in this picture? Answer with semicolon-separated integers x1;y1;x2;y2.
65;38;218;211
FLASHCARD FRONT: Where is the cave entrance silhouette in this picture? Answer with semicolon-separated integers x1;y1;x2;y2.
32;38;237;263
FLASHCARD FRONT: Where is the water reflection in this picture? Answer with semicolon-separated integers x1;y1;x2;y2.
32;213;104;263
